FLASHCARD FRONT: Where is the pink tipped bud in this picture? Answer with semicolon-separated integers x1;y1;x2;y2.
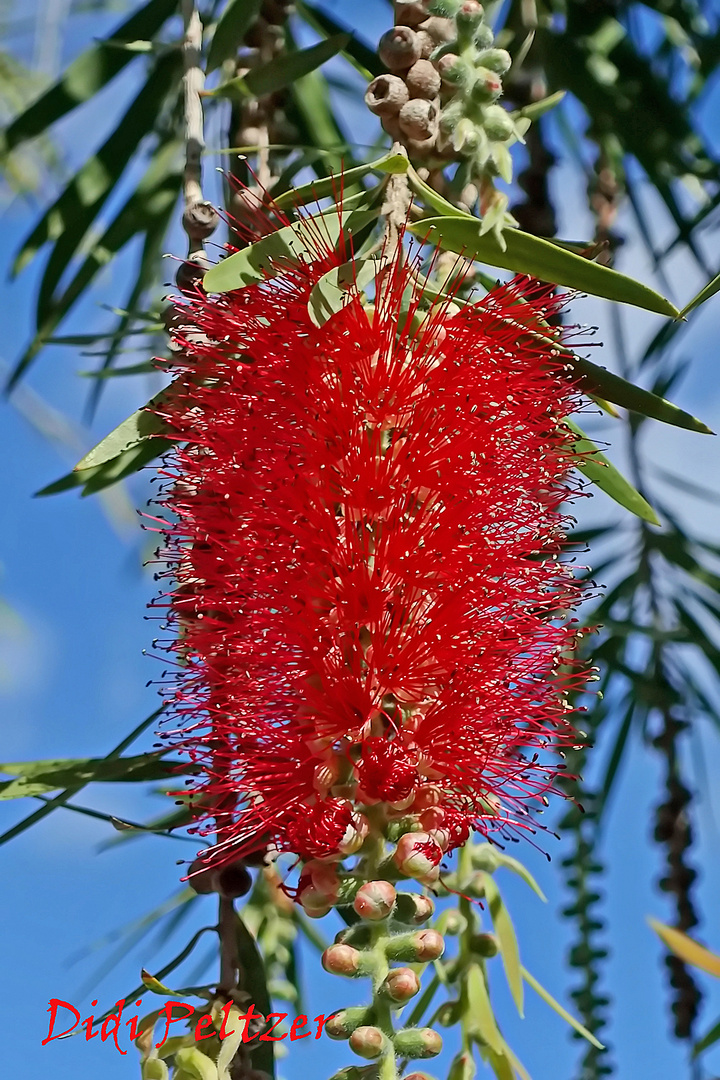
349;1025;387;1059
465;871;487;899
299;887;332;918
393;832;443;880
386;928;445;962
353;880;397;921
325;1007;372;1040
322;944;361;976
382;966;421;1002
394;1027;443;1058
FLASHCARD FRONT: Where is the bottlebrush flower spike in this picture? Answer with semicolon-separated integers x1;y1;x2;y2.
149;200;591;870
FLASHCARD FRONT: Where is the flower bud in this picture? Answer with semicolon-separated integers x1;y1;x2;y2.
398;98;439;141
335;924;373;948
470;69;503;103
406;60;441;99
479;47;512;75
187;857;215;894
353;880;397;921
470;931;499;957
349;1025;387;1059
393;832;443;880
381;966;421;1002
339;813;370;856
483;104;515;141
393;1028;443;1058
365;75;410;117
299;886;333;918
465;871;487;898
472;844;500;872
393;892;435;924
385;928;445;962
322;944;361;976
378;26;421;71
325;1007;373;1040
405;1075;437;1080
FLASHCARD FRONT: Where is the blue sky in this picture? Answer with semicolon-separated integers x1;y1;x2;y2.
2;2;720;1079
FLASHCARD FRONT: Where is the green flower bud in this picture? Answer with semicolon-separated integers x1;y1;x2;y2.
478;47;512;75
472;844;501;872
470;931;499;957
393;1027;443;1058
142;1061;169;1080
470;68;503;103
483;104;515;141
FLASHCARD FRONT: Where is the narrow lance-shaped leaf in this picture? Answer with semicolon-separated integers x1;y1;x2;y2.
565;417;661;526
1;0;179;151
522;966;605;1049
649;919;720;978
7;139;183;390
679;269;720;319
274;149;408;211
408;216;679;318
296;0;384;78
206;34;350;102
203;198;382;293
482;874;524;1016
205;0;264;74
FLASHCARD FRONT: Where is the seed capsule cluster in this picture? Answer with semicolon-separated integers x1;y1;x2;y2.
367;1;518;178
321;883;444;1069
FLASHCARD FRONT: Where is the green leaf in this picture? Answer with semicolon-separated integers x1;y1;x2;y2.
208;35;350;101
0;707;164;846
235;912;275;1078
1;0;179;151
482;875;524;1016
513;90;566;122
7;139;183;391
571;355;713;433
14;50;182;330
203;201;380;293
494;853;547;902
693;1016;720;1058
308;256;382;326
75;388;172;472
679;269;720;319
0;752;191;799
565;418;661;525
206;0;263;74
274;149;407;211
36;436;173;498
296;1;383;78
465;963;503;1054
522;965;604;1049
407;216;680;317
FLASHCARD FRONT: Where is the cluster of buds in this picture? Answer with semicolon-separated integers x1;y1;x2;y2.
321;881;444;1069
367;1;524;237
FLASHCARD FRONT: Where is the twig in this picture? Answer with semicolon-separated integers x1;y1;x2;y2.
218;895;239;991
182;0;205;209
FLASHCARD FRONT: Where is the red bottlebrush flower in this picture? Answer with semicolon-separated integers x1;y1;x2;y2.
150;201;590;867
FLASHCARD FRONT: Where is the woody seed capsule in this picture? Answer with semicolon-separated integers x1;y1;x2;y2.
405;60;442;99
395;0;431;25
378;26;421;71
365;75;409;117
